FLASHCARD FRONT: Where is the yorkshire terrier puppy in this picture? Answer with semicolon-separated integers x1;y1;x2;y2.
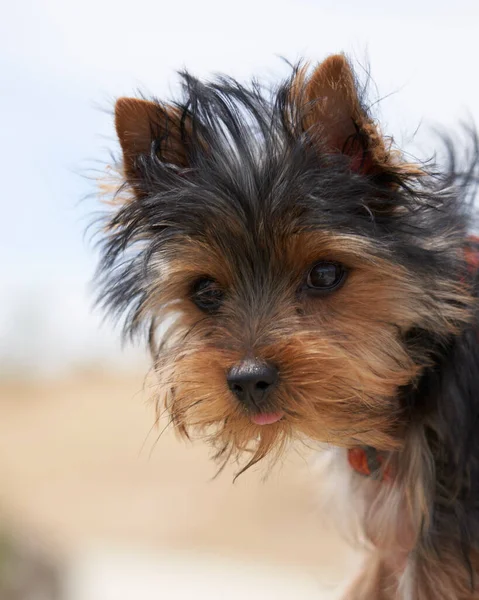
97;54;479;598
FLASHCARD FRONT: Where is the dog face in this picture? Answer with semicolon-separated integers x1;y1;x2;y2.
98;55;471;472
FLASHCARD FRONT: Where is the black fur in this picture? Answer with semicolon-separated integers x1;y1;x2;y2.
411;260;479;582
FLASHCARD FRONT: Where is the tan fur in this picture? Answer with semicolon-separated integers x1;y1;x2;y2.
345;543;479;599
140;229;472;478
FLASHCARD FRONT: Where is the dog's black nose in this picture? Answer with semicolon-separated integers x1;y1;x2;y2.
227;360;278;407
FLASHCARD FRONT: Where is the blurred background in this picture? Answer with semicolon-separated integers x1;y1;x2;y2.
1;0;478;598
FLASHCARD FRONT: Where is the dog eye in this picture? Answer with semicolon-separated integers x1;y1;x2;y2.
306;262;346;293
191;277;224;312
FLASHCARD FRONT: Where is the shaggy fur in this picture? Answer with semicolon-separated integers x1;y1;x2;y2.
96;54;479;598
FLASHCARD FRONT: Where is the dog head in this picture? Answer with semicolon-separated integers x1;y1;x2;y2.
98;55;472;472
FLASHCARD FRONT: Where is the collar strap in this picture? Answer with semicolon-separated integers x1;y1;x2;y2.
347;447;393;482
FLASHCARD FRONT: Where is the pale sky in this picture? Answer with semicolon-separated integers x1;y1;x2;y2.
2;0;478;374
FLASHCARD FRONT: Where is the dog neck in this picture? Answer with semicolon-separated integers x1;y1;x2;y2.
348;236;479;486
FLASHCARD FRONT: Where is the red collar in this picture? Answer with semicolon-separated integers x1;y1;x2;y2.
347;447;393;482
465;236;479;274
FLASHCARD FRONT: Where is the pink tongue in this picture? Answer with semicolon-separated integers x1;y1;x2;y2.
251;411;284;426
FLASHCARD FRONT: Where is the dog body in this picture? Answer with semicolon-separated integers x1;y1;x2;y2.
319;445;476;598
97;55;479;598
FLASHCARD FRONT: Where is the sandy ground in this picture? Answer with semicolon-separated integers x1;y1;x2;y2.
0;373;361;598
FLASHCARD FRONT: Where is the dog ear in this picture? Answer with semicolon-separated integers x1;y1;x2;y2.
300;54;393;177
115;98;190;195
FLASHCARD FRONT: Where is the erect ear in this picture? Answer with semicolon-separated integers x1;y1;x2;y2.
115;97;190;191
300;54;393;176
